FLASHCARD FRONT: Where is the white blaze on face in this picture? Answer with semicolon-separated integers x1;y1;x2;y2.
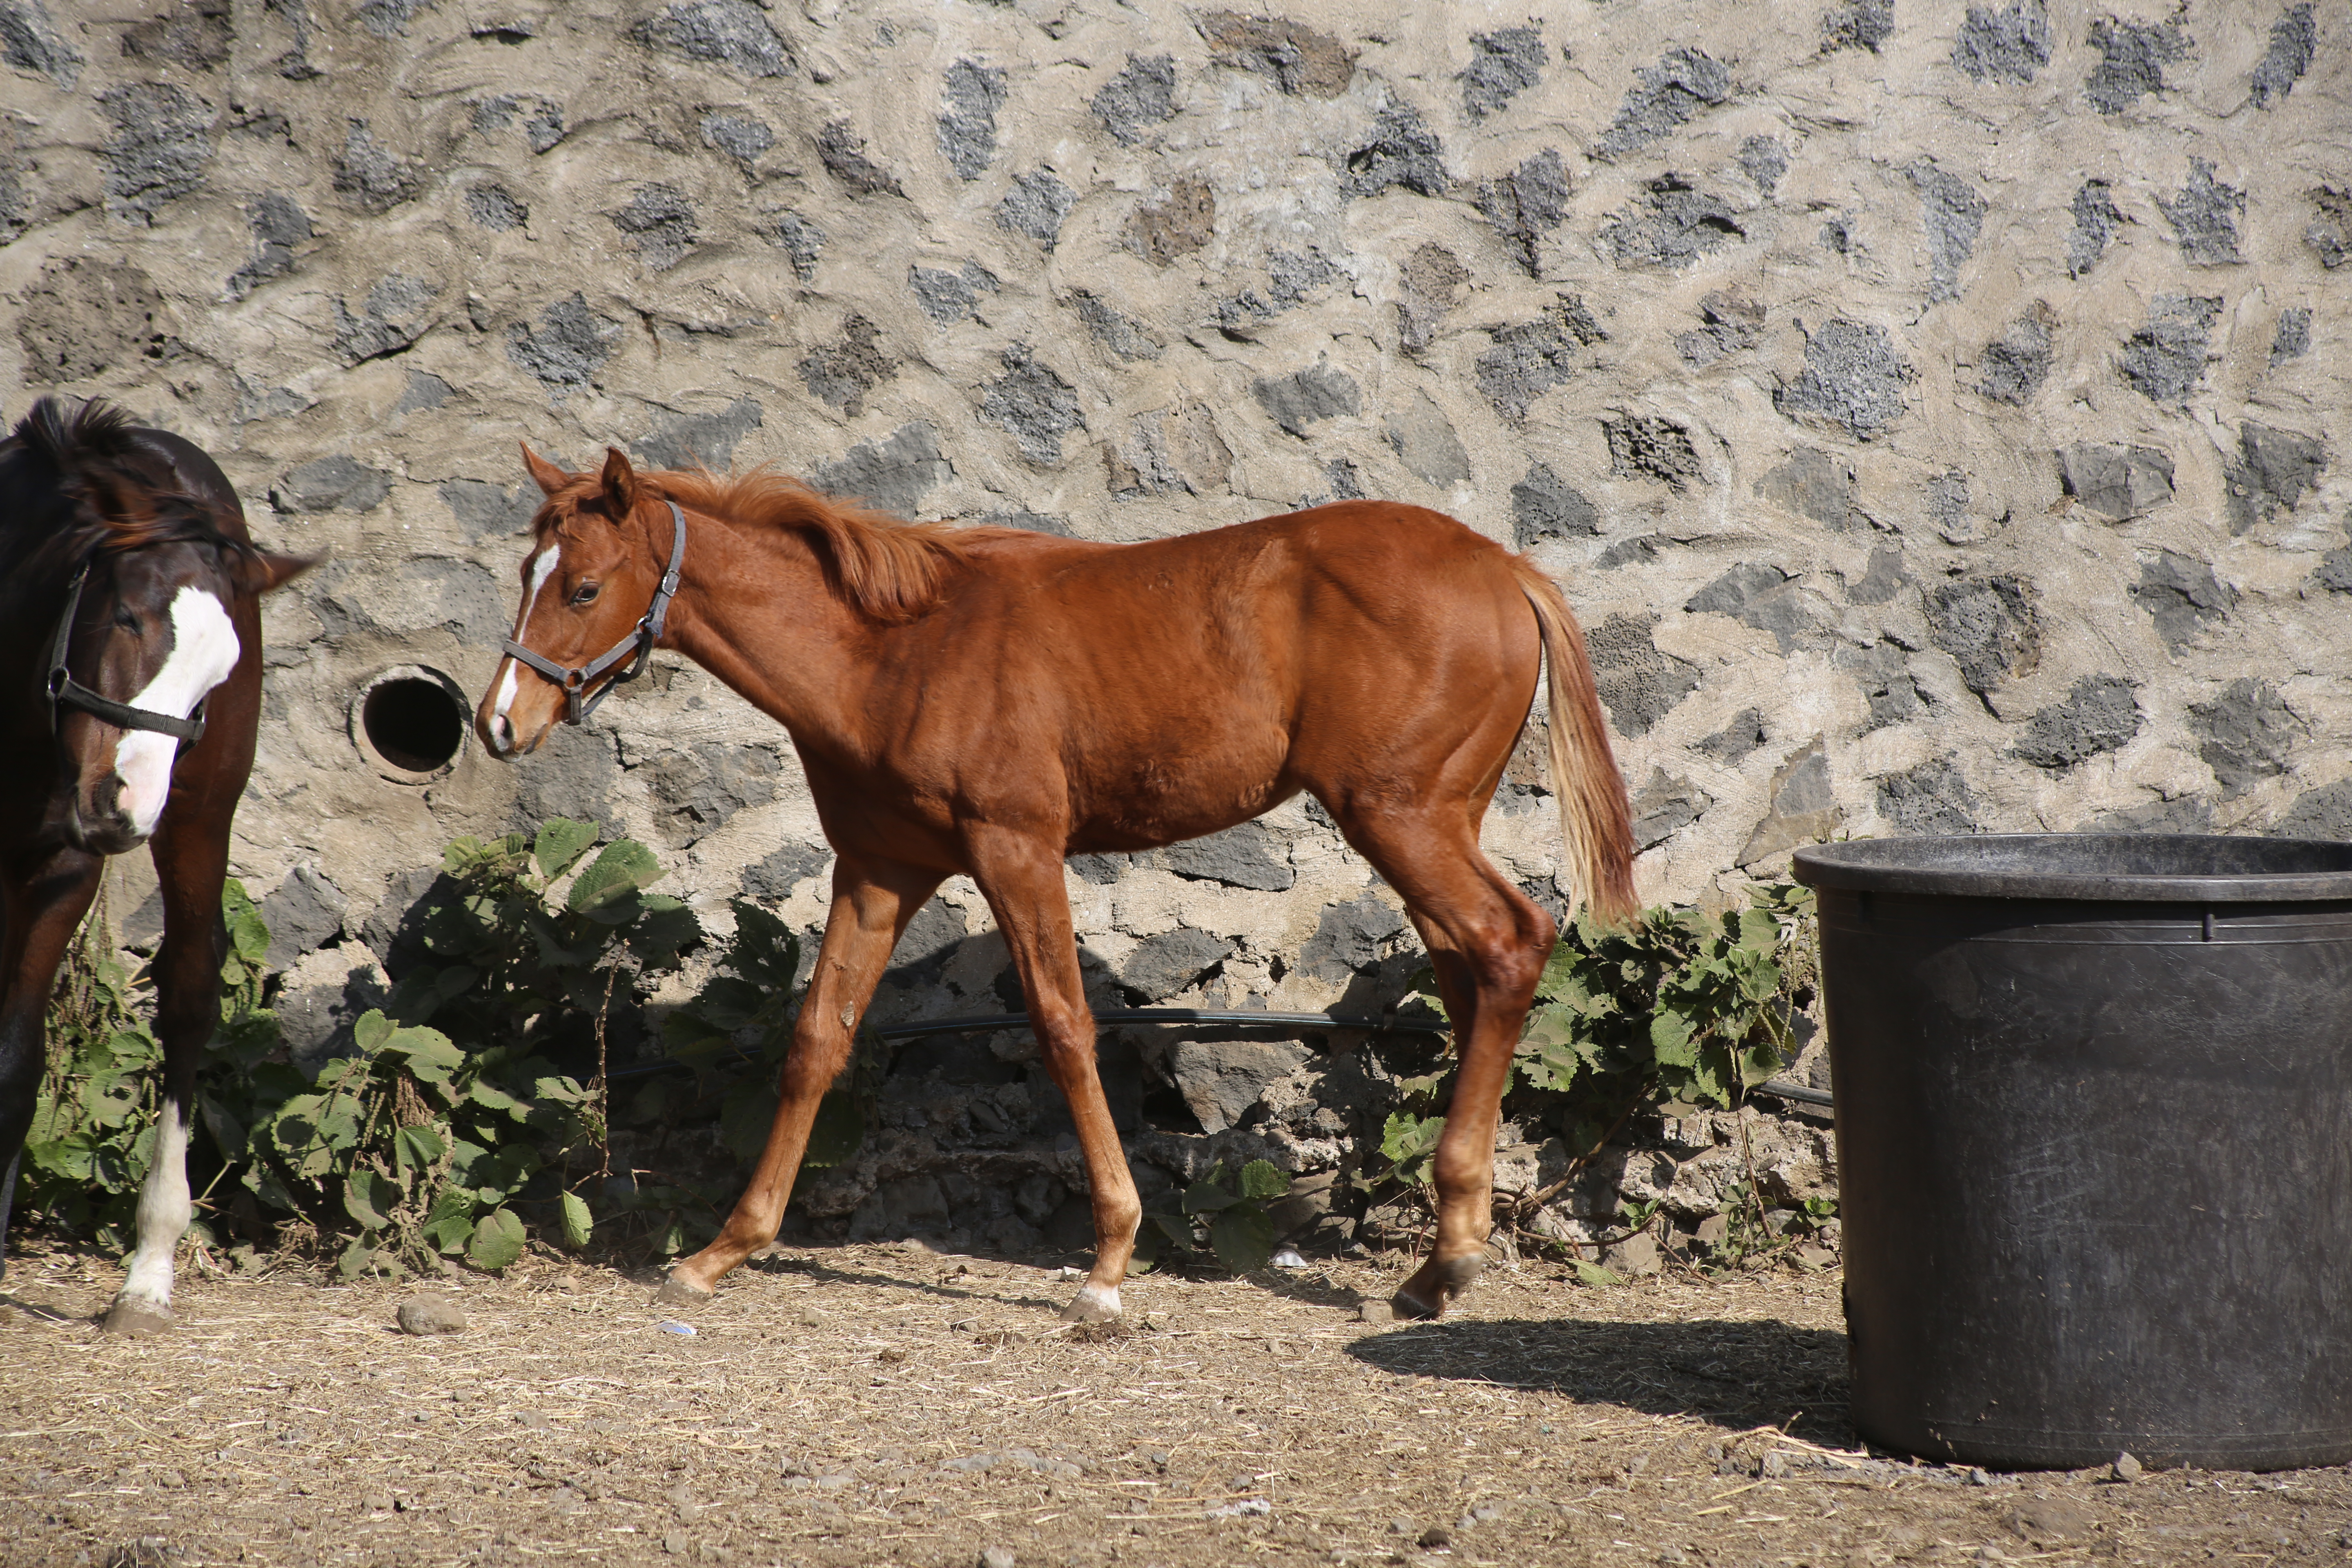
492;541;562;723
113;586;240;835
120;1099;191;1310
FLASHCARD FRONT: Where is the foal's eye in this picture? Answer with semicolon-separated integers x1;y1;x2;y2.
571;583;601;606
115;610;143;633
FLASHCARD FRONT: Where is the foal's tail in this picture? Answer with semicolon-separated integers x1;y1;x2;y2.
1510;559;1638;926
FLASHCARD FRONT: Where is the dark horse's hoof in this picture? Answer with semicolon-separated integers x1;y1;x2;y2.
102;1298;175;1337
654;1276;715;1308
1391;1254;1484;1320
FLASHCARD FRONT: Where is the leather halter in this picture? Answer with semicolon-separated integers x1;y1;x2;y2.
46;563;207;746
501;501;686;726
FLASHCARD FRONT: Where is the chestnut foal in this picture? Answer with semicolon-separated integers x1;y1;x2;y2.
479;447;1634;1322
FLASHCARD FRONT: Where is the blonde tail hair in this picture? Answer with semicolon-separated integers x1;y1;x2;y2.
1510;558;1638;925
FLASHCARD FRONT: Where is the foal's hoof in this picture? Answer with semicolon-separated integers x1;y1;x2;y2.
1391;1254;1484;1320
102;1298;174;1338
654;1276;715;1308
1059;1283;1123;1324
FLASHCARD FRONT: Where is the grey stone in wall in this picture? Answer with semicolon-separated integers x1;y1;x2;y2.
1686;564;1817;653
1383;392;1468;488
938;60;1008;180
1476;296;1605;422
1605;415;1702;491
1510;465;1598;548
227;195;312;300
816;120;900;199
2271;308;2312;366
996;171;1075;248
1698;709;1770;765
1738;740;1842;867
466;183;528;232
1908;160;1985;303
332;120;419;215
273;454;389;514
1951;2;2051;83
2190;679;2301;797
1841;639;1928;730
261;865;349;971
2120;295;2220;407
1757;446;1854;528
0;0;80;87
1587;614;1701;738
332;274;436;366
1675;292;1764;368
1630;769;1711;851
812;423;952;519
99;82;214;226
1396;244;1468;354
2058;442;2173;520
610;184;698;271
1593;49;1731;162
2250;4;2316;108
2274;781;2352;841
1341;99;1446;200
742;843;830;904
2066;179;2124;278
1252;362;1359;438
980;345;1085;464
508;294;621;394
2011;676;2141;771
394;373;450;415
1298;891;1408;983
1775;318;1909;439
2085;17;2189;115
701;112;773;172
1069;291;1164;362
1977;303;2054;405
1924;575;2039;697
14;257;175;385
2131;551;2236;655
1848;546;1909;606
1109;405;1230;498
645;742;782;845
1476;149;1569;276
633;397;764;472
796;313;894;417
1164;824;1293;893
2156;159;2244;267
1167;1040;1310;1135
1821;0;1893;54
1604;174;1744;271
1739;137;1787;197
2222;422;2324;533
1461;25;1543;122
1126;176;1214;265
771;212;825;282
633;0;793;78
1092;55;1176;145
2085;796;2213;835
1122;927;1232;1002
439;479;540;541
2307;188;2352;269
1875;755;1978;835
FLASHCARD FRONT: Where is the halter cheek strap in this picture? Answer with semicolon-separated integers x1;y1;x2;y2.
501;501;687;726
47;565;209;746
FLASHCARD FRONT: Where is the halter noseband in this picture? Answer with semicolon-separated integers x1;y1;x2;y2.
501;501;687;726
47;563;208;746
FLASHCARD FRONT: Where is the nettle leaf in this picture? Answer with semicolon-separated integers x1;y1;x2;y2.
558;1190;593;1250
385;1025;465;1083
1181;1176;1241;1215
691;977;769;1033
1737;906;1781;955
394;1123;447;1173
1238;1159;1289;1202
628;897;702;969
466;1207;528;1271
468;1079;524;1118
1209;1205;1276;1275
1381;1112;1445;1167
338;1234;380;1279
1650;1011;1698;1068
421;1188;479;1252
728;901;802;989
343;1169;397;1231
353;1010;396;1056
534;818;601;881
567;840;663;914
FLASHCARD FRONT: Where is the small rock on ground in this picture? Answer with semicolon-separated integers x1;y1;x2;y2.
1356;1300;1395;1325
395;1297;466;1335
2111;1452;2144;1482
980;1550;1016;1568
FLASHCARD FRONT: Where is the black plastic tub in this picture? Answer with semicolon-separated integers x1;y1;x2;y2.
1791;834;2352;1472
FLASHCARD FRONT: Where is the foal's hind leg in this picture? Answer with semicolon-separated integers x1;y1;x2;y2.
1339;808;1556;1319
0;851;104;1283
962;827;1141;1322
663;853;943;1305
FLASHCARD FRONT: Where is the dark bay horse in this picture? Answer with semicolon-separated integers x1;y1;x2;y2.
480;446;1634;1322
0;398;309;1334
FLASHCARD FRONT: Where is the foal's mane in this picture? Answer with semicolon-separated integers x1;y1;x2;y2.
628;468;980;623
0;396;235;571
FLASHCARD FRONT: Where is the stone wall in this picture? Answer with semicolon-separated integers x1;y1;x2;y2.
3;0;2341;1252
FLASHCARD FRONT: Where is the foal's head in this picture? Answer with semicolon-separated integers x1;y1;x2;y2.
6;399;310;854
479;444;668;757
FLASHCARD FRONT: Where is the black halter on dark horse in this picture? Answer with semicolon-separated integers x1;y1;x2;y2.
0;395;312;1335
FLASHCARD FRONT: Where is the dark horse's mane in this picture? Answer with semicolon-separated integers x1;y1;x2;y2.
539;464;997;624
0;396;242;576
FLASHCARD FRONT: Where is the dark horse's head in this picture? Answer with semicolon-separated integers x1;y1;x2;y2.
3;398;311;855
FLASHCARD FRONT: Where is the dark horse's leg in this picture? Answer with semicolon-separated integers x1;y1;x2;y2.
0;849;105;1284
662;852;944;1303
1337;804;1556;1319
962;825;1141;1323
102;812;234;1334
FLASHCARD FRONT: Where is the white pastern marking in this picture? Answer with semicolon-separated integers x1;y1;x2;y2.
493;543;561;722
113;587;240;835
120;1101;191;1309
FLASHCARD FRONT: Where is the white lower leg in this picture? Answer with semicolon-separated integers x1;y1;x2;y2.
120;1102;191;1310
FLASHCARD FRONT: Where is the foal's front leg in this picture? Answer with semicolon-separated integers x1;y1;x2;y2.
0;850;104;1282
660;854;943;1305
964;829;1141;1322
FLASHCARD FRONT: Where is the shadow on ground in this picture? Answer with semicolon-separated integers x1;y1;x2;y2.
1348;1316;1853;1444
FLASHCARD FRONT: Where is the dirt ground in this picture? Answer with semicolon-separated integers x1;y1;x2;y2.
2;1239;2346;1568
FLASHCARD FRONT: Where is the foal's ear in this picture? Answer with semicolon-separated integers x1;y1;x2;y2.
521;443;572;497
599;446;639;519
233;548;323;597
